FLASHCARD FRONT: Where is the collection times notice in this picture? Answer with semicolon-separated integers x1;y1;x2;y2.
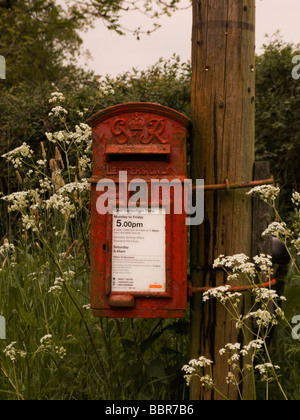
112;208;166;293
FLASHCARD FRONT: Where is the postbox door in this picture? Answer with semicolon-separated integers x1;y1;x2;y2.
91;188;187;318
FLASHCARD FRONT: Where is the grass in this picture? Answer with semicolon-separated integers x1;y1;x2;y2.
0;231;190;400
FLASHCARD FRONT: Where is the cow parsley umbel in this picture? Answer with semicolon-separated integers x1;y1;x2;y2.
182;187;300;400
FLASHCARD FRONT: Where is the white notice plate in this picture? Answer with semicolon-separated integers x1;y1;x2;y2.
112;208;166;293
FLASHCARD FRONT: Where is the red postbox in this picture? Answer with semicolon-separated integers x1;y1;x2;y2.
89;103;191;318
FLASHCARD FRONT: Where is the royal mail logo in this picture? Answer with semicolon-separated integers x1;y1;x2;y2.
0;56;6;80
0;316;6;339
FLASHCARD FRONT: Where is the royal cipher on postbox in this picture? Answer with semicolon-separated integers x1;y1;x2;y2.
88;102;192;318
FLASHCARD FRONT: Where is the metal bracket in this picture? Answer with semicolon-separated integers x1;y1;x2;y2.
188;279;277;298
192;177;274;192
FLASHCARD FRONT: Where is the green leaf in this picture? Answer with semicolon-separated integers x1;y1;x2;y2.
140;331;164;353
120;338;136;350
282;285;300;321
17;304;39;328
148;358;166;379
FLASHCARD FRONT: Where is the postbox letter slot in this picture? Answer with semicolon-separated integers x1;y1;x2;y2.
106;144;170;162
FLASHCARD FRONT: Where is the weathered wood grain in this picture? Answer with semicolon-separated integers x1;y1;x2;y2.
190;0;256;400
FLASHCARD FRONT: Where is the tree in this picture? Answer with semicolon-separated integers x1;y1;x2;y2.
0;0;189;87
0;0;85;86
0;0;18;8
0;0;98;235
65;0;189;37
94;55;191;115
255;34;300;217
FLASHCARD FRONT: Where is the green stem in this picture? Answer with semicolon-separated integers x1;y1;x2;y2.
34;224;107;382
263;341;288;400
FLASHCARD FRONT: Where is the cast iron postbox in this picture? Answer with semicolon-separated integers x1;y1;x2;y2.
89;102;191;318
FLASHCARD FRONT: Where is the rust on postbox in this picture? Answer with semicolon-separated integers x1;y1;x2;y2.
88;103;191;318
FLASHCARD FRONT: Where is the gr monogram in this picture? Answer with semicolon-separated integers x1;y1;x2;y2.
110;113;168;144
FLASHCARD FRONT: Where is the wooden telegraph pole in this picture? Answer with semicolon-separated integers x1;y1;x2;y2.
190;0;256;400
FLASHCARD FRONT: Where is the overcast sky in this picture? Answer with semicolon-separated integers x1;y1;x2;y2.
78;0;300;77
